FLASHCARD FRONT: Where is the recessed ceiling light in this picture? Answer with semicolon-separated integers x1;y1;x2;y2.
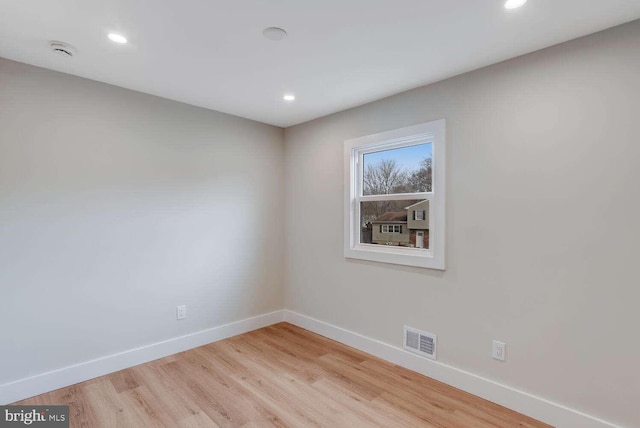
504;0;527;9
108;33;128;44
263;27;288;41
283;94;295;102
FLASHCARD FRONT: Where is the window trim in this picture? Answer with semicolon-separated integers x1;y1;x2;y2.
344;120;446;270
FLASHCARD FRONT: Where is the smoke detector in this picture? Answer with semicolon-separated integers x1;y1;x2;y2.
262;27;287;41
49;41;76;57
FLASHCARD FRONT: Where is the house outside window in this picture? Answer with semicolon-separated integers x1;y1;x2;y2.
344;120;445;269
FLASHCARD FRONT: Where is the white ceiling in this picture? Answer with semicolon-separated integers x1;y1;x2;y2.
1;1;640;127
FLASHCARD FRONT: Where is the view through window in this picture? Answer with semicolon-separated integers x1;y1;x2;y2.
360;143;431;249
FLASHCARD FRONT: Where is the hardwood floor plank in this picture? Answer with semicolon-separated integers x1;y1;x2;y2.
81;378;124;427
109;368;141;393
14;322;551;428
311;377;429;428
118;385;172;428
131;363;204;424
49;385;93;428
159;361;247;428
177;412;221;428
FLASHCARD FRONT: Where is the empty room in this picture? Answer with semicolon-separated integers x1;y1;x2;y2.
1;1;639;427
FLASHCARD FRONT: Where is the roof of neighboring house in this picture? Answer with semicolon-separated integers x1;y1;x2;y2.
371;212;408;223
405;200;429;210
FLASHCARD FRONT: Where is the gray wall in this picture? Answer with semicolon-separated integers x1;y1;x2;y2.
284;20;640;426
0;58;284;385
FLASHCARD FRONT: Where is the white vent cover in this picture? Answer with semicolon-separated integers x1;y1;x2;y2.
404;326;437;360
49;41;76;57
262;27;287;41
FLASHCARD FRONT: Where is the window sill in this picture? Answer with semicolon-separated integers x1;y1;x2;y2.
344;244;444;270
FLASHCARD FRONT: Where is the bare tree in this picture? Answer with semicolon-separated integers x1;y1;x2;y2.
362;160;409;223
363;159;408;195
407;157;432;192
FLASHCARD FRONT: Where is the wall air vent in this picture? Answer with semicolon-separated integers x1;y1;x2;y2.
49;41;76;57
404;326;437;360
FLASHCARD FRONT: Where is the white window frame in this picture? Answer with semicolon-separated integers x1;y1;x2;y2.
344;119;445;270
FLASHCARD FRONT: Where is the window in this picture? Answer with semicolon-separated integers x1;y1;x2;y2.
381;225;402;233
344;120;445;269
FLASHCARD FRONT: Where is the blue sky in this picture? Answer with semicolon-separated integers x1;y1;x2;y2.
364;143;432;172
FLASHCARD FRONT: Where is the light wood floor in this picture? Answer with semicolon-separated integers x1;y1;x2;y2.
16;323;550;427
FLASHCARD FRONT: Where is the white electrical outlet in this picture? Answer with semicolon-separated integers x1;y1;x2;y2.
176;305;187;320
492;340;506;361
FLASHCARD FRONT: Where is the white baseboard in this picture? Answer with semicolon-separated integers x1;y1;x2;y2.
0;310;285;405
283;310;620;428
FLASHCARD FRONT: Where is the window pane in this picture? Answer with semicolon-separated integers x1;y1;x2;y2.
360;199;429;249
362;143;432;195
